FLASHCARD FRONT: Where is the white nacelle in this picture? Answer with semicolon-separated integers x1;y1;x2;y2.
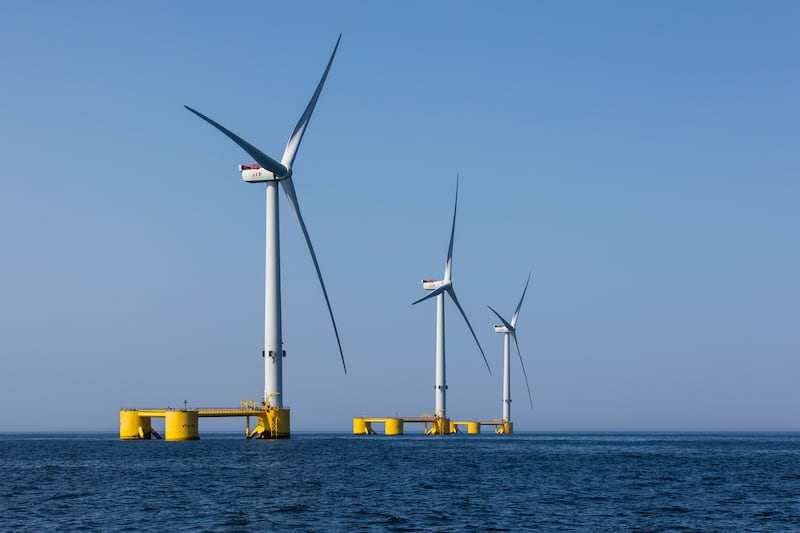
422;279;445;291
239;164;277;183
494;325;511;333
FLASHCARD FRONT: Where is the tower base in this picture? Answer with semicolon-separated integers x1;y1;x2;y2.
496;421;513;434
249;407;291;439
424;417;450;435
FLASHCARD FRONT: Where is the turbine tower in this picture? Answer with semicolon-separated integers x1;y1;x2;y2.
185;35;345;438
488;272;533;434
412;178;491;434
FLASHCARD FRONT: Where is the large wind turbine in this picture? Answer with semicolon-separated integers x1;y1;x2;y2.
184;35;345;435
412;178;491;431
488;273;533;429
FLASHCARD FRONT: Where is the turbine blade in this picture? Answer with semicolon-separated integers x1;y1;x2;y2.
487;305;513;331
511;271;532;328
281;34;341;169
411;285;447;305
512;333;534;409
447;288;492;375
184;106;288;177
280;177;346;374
444;176;458;281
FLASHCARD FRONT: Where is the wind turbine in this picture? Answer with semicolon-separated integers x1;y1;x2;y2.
184;35;345;437
412;178;491;432
488;272;533;432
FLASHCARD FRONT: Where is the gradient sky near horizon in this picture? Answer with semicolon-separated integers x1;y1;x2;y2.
1;2;798;432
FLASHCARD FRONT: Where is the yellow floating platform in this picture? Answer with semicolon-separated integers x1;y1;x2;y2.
120;401;290;440
353;416;513;436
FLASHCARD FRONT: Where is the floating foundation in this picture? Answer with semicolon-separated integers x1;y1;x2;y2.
353;416;513;436
120;401;290;440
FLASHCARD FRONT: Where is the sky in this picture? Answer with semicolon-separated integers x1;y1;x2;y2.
1;2;798;432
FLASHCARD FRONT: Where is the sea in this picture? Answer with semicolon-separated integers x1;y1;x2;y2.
0;432;798;531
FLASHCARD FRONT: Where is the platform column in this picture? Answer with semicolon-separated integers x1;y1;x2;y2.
385;418;404;435
267;407;290;438
120;411;152;440
353;418;374;435
165;410;199;441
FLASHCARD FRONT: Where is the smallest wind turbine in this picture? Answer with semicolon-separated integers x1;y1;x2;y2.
488;272;533;432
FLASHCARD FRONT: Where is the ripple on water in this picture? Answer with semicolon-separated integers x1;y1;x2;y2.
0;433;798;531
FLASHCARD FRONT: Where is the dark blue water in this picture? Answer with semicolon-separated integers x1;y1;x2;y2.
1;433;798;531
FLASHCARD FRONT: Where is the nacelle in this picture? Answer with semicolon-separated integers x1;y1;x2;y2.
422;279;445;291
239;164;277;182
494;325;511;333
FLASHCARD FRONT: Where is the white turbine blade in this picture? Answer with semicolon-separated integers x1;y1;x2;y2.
447;287;491;375
444;176;458;281
487;305;513;331
280;177;346;374
281;34;341;169
184;106;289;177
511;271;532;328
411;285;447;305
512;332;534;409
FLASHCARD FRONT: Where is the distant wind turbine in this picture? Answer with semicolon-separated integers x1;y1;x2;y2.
488;272;533;424
412;178;491;426
184;35;346;419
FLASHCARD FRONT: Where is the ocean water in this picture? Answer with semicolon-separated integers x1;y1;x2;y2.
0;432;798;531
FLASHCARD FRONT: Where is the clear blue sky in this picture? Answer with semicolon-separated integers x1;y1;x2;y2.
1;2;797;432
